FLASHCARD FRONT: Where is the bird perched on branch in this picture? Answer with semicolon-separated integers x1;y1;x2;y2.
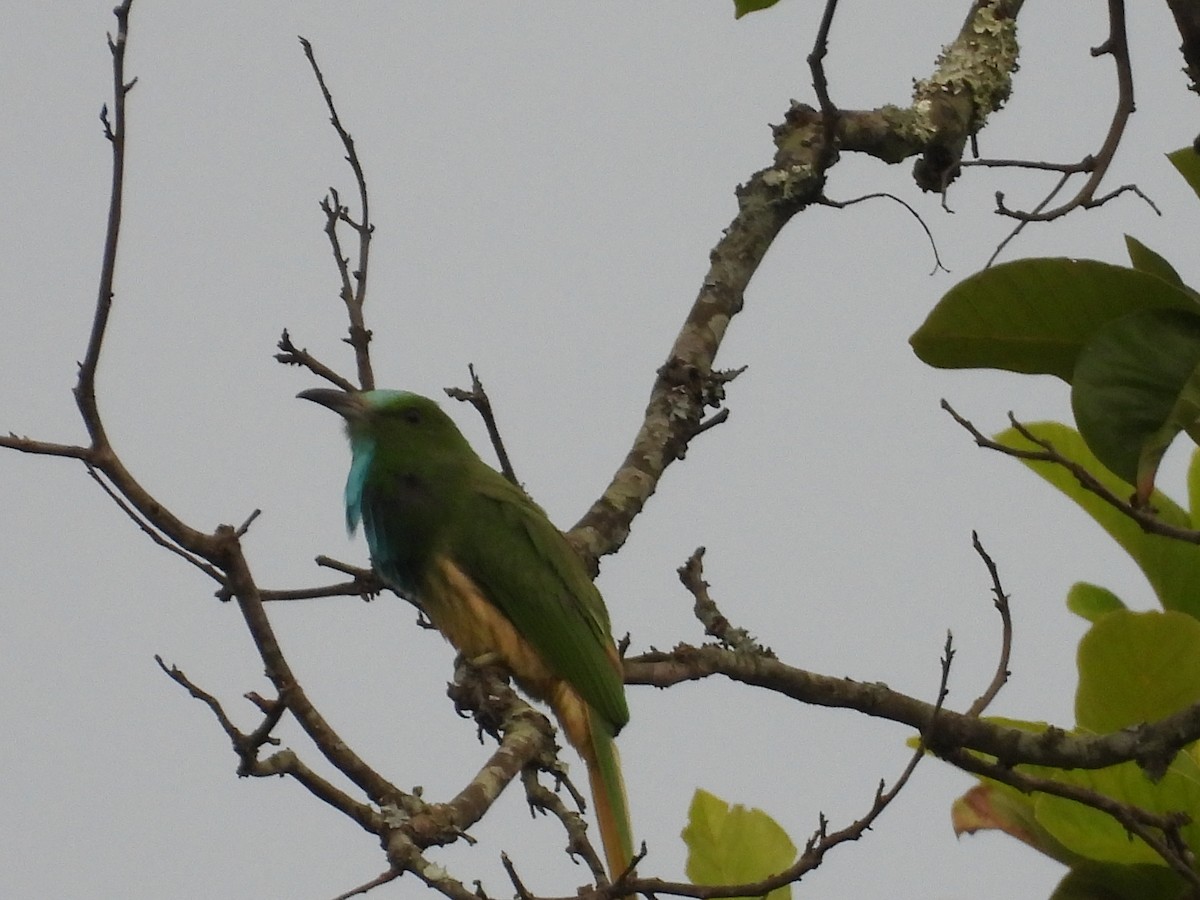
299;388;634;879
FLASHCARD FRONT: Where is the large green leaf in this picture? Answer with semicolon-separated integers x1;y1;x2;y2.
1045;611;1200;868
996;422;1200;618
1168;146;1200;203
1075;610;1200;733
1034;747;1200;869
1070;309;1200;501
949;712;1200;876
1123;235;1196;298
1049;863;1188;900
911;259;1198;381
683;789;795;900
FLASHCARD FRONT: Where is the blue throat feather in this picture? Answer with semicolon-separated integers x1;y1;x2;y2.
344;432;374;536
344;424;423;596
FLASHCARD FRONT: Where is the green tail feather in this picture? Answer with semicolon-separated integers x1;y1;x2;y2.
586;707;634;880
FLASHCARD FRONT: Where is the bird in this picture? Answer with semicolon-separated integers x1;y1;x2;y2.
299;388;634;880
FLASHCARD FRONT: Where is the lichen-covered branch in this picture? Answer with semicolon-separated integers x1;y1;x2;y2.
570;0;1026;565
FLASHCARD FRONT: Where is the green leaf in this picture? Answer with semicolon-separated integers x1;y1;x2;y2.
949;713;1200;873
1168;146;1200;203
683;788;795;900
1035;748;1200;868
1049;863;1188;900
1189;449;1200;529
995;422;1200;618
944;612;1200;886
911;258;1199;381
1070;309;1200;500
1124;235;1194;296
733;0;782;16
1065;582;1126;623
1075;610;1200;732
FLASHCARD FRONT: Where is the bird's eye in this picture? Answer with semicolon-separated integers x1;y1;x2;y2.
401;407;422;425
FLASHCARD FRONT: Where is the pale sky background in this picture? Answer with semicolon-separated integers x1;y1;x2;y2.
3;3;1198;899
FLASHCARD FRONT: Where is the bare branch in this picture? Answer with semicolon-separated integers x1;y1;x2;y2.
806;0;841;168
299;37;375;391
942;746;1199;886
627;725;928;899
0;434;93;459
521;768;607;885
156;655;260;749
86;465;226;584
260;579;379;603
964;532;1012;717
276;328;358;392
434;660;560;838
157;656;385;834
328;868;402;900
817;191;948;274
942;401;1200;544
625;643;1200;776
500;853;535;900
984;169;1072;266
570;1;1028;567
992;0;1152;222
677;547;767;653
445;366;520;485
218;530;409;808
76;0;137;449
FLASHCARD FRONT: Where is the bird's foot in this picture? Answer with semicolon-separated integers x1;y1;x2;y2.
467;651;503;669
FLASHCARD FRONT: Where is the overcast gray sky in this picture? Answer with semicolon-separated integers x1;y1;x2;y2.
4;3;1198;898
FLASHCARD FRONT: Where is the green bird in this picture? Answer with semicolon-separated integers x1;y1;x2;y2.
300;388;634;879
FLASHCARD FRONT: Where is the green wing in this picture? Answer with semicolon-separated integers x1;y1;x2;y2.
449;461;628;731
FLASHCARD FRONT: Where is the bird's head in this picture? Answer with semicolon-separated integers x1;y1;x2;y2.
299;388;477;535
298;388;472;458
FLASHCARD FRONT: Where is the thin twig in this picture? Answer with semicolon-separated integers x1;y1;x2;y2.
500;854;534;900
219;531;409;808
628;703;931;898
942;401;1200;544
818;191;947;274
943;746;1199;887
0;434;92;459
86;465;226;583
806;0;841;168
76;0;137;448
677;547;766;653
994;0;1151;222
329;868;402;900
985;169;1071;266
276;329;358;391
690;408;730;438
260;579;382;602
300;37;375;391
445;366;520;485
155;655;252;747
964;532;1012;717
234;508;261;538
520;768;608;886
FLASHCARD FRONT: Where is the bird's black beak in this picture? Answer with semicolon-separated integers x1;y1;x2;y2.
297;388;367;421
